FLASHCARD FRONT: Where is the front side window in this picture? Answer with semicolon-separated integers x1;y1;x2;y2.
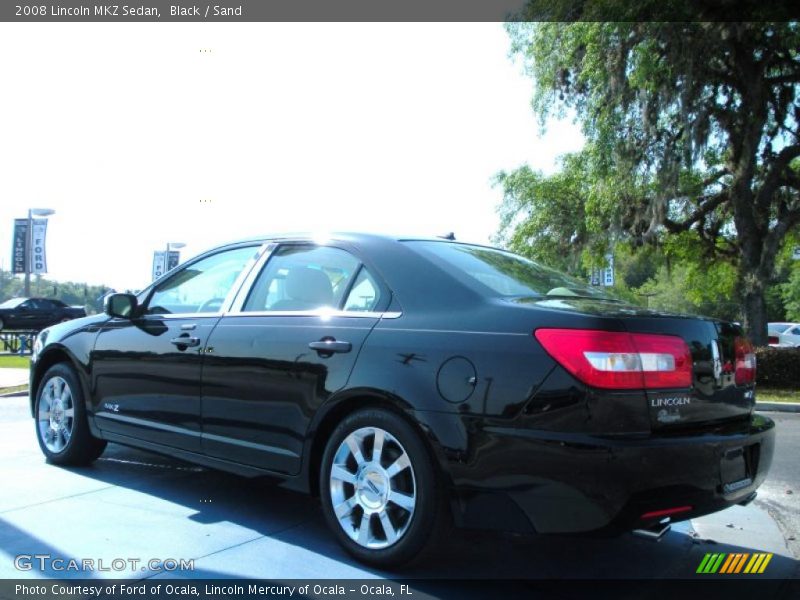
244;245;378;312
146;246;257;315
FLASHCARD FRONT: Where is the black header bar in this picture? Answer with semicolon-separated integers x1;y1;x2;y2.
2;0;799;23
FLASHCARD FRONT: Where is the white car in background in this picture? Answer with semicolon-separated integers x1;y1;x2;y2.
768;322;800;347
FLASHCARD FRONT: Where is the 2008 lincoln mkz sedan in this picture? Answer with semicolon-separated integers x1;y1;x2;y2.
30;233;775;566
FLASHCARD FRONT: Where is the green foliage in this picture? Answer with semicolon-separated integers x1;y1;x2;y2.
781;264;800;321
495;153;594;275
635;265;701;316
755;347;800;388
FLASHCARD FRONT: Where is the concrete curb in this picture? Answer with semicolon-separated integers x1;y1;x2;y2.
756;402;800;413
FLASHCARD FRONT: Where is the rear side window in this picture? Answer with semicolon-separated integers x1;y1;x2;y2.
405;241;615;300
343;267;381;312
244;245;359;312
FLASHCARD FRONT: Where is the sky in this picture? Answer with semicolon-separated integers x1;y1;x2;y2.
0;22;583;292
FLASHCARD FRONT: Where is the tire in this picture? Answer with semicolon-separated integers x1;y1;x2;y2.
319;408;448;568
34;363;106;465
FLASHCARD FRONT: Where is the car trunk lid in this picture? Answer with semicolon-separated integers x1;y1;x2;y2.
617;315;754;430
519;297;756;430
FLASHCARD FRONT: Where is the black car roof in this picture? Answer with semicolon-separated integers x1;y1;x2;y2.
226;231;502;251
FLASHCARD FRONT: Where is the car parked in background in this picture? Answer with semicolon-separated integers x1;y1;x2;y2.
767;322;800;347
29;233;774;567
0;297;86;331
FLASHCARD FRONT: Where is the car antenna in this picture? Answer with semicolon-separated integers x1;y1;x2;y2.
438;232;456;241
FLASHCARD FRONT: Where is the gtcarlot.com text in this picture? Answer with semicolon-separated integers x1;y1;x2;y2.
14;554;193;572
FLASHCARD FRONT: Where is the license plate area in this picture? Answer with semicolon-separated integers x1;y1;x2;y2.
720;445;758;494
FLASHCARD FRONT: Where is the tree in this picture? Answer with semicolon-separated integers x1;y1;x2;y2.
494;152;599;273
507;19;800;343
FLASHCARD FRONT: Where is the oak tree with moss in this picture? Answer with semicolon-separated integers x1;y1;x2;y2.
506;20;799;343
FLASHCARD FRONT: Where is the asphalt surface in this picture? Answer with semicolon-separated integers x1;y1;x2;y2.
0;395;797;582
754;412;800;559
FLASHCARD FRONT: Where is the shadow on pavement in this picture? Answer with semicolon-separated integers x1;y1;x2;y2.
2;441;798;581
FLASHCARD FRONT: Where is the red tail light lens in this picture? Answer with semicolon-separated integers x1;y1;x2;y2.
534;328;693;390
734;337;756;385
768;335;779;345
640;505;693;520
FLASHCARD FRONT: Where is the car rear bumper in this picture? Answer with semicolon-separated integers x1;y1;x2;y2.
445;413;775;535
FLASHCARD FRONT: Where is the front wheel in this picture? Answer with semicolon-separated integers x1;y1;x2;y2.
35;363;106;465
320;408;447;567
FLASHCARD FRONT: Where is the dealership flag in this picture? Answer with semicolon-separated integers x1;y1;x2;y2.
152;250;180;281
11;219;28;274
31;218;48;274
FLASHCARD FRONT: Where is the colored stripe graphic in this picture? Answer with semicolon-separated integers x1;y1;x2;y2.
696;553;713;573
697;553;727;574
698;552;776;575
710;553;726;573
733;553;749;573
758;554;773;573
744;554;760;573
697;552;773;574
720;554;736;574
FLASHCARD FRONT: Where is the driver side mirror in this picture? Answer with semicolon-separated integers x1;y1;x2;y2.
105;293;138;319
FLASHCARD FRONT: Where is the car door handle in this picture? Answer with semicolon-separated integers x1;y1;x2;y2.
308;339;352;354
170;335;201;348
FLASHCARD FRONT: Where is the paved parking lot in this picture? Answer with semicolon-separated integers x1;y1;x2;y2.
1;394;798;581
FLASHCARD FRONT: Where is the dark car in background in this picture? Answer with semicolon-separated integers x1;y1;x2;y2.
29;233;775;567
0;297;86;331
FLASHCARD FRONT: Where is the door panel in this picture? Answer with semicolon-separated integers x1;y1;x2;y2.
91;315;215;451
200;314;379;474
89;244;262;452
200;242;387;474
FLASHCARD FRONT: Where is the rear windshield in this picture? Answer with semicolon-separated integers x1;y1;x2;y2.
405;241;616;300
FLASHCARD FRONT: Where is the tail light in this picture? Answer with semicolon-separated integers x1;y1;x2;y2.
534;328;692;390
734;337;756;385
767;335;779;345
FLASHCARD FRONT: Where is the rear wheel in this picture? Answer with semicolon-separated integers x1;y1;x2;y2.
35;363;106;465
320;408;447;567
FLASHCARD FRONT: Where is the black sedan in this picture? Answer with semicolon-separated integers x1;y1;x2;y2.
0;297;86;331
29;233;774;567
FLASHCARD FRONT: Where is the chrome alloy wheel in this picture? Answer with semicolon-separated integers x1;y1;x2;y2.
329;426;417;549
37;376;75;453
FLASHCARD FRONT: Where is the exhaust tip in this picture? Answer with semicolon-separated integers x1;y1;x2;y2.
632;518;672;541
